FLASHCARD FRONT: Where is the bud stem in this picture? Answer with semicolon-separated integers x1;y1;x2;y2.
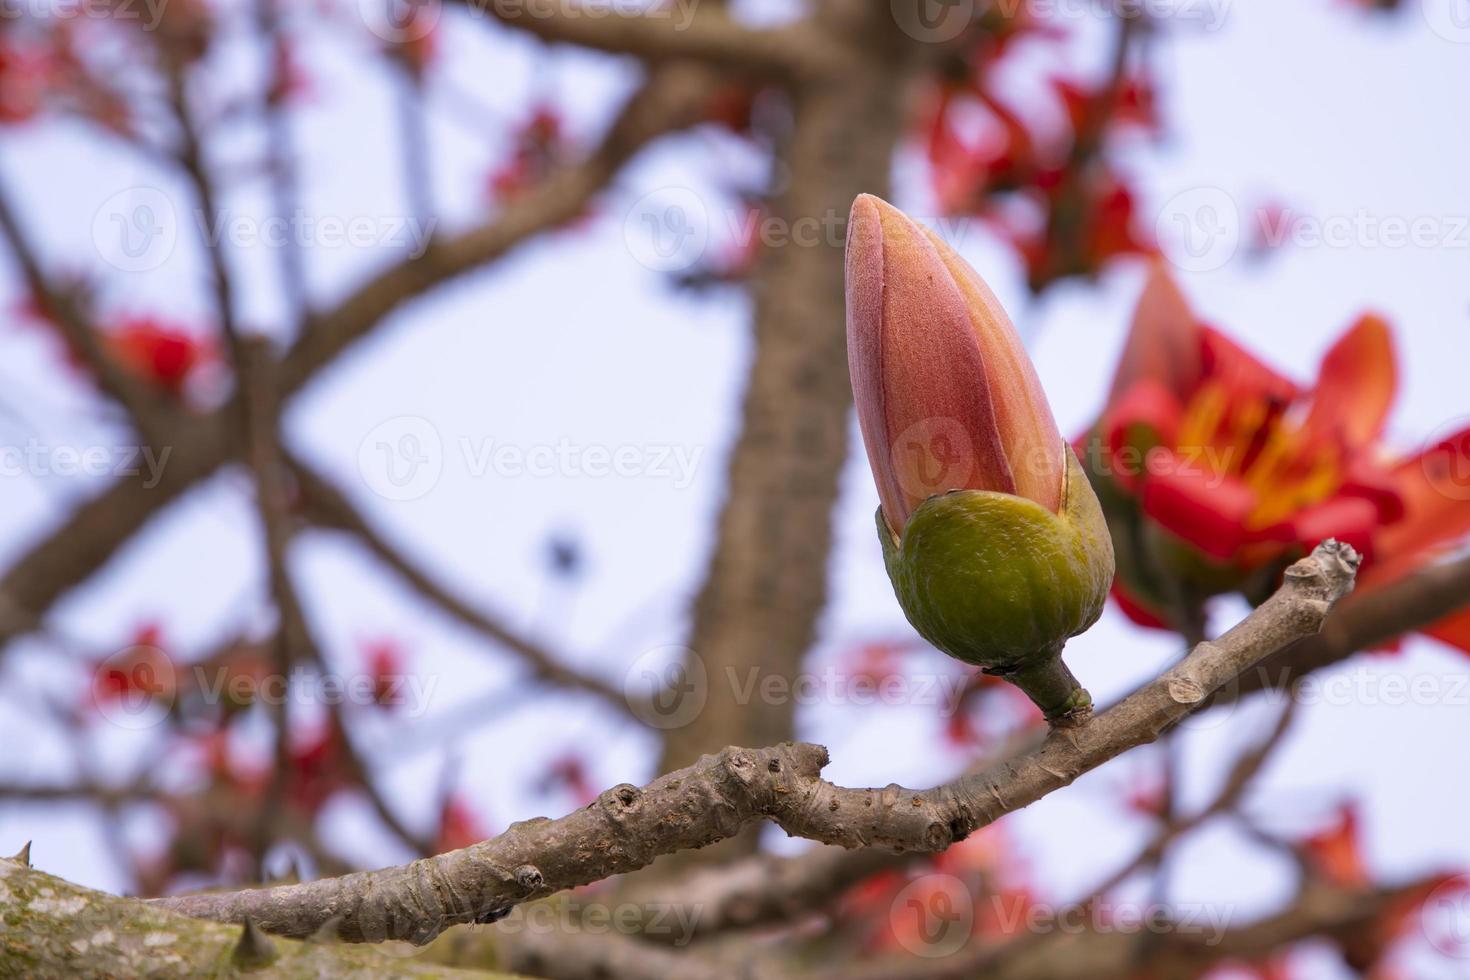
1000;650;1093;727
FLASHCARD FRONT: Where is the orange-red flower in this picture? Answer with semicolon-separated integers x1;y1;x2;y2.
1083;266;1470;651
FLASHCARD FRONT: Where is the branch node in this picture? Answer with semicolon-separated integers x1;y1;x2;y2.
514;864;544;892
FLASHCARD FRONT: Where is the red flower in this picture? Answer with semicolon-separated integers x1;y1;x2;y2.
286;720;350;815
0;41;52;125
1302;802;1370;889
486;106;570;205
92;623;177;707
537;754;598;808
360;639;406;710
106;316;210;395
436;795;488;853
1083;266;1470;652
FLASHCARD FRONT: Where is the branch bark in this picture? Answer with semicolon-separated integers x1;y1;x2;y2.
149;542;1358;945
654;4;920;837
0;856;513;978
0;67;711;652
1224;551;1470;701
293;455;638;718
448;1;841;79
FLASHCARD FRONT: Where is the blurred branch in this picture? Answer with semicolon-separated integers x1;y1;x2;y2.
653;6;916;847
0;858;515;978
0;172;175;445
449;1;840;79
631;843;898;941
255;0;312;329
1224;551;1470;702
292;456;640;720
149;542;1357;944
277;64;715;395
0;67;712;651
819;874;1444;980
487;922;730;980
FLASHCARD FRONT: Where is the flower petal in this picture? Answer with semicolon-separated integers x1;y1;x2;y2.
1424;607;1470;657
1107;262;1201;406
1362;425;1470;588
1304;313;1397;449
1140;456;1258;561
1103;379;1183;491
846;195;1017;532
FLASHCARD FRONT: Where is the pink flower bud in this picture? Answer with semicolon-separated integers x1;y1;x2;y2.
846;194;1065;539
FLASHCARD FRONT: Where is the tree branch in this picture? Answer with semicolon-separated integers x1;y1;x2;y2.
0;67;711;651
0;857;513;978
292;456;638;719
449;1;840;79
1222;551;1470;702
149;542;1358;945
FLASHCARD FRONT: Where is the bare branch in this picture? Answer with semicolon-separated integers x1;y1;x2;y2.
0;171;175;444
0;858;514;978
292;456;638;719
1225;551;1470;701
448;1;842;79
150;542;1358;945
276;64;716;397
0;68;711;650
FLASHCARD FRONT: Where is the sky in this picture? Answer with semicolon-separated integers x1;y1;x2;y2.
0;1;1468;974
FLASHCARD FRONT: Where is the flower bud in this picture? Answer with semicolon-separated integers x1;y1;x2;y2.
846;195;1115;723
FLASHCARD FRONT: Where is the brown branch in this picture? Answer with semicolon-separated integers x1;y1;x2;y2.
0;858;514;978
292;456;638;719
448;1;839;79
653;5;917;855
1225;551;1470;701
276;64;716;397
149;542;1357;945
489;922;730;980
0;171;175;444
0;68;710;651
815;874;1443;980
628;844;897;942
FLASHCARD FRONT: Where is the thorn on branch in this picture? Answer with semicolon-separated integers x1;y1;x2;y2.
231;917;279;969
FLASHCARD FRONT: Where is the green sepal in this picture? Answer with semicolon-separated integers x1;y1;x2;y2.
879;447;1115;721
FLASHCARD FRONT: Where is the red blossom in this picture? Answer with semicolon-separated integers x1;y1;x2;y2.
486;105;571;205
537;754;598;807
361;639;407;710
1302;802;1371;889
91;623;177;707
105;316;212;395
1084;267;1470;654
436;795;488;853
